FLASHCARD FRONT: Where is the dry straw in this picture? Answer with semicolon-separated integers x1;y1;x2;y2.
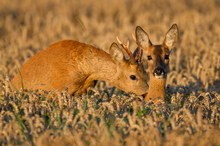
0;0;220;145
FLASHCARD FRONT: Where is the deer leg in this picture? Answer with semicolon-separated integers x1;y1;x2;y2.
74;75;97;95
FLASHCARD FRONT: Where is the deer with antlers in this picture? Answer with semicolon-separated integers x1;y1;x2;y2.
133;24;179;102
12;39;148;96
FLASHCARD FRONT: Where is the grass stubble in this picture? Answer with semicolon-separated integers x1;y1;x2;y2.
0;0;220;145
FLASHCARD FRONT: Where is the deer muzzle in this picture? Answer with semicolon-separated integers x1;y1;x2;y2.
153;67;166;79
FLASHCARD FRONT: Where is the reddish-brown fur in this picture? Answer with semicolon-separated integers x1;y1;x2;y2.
12;40;148;96
134;24;179;102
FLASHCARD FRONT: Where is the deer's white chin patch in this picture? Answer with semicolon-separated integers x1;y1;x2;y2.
154;73;166;79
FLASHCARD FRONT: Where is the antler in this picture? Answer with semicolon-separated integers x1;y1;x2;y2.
116;36;136;63
132;33;136;42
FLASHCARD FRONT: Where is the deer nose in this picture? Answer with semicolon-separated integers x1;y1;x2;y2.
154;67;165;76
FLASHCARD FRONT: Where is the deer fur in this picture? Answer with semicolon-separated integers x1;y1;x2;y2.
134;24;179;102
12;40;148;96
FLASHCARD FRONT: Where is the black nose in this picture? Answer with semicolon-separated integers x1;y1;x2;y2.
154;67;165;76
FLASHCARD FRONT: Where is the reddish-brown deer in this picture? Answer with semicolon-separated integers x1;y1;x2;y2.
12;40;148;96
134;24;179;102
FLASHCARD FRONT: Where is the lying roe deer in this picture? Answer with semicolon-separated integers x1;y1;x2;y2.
12;40;148;96
134;24;179;102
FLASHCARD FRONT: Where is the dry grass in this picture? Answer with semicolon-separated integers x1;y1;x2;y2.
0;0;220;145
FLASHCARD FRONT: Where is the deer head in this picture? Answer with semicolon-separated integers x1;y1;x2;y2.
134;24;179;101
108;37;149;95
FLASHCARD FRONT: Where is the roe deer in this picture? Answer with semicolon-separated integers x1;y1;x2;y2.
134;24;179;102
12;40;148;96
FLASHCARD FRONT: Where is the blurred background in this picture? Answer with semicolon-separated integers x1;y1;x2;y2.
0;0;219;92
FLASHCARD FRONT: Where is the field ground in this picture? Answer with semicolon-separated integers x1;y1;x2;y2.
0;0;220;145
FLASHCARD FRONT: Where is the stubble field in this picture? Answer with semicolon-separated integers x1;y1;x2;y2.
0;0;220;145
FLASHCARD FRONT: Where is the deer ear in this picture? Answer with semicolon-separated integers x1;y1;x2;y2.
133;47;143;64
135;26;152;49
163;24;179;50
109;42;124;62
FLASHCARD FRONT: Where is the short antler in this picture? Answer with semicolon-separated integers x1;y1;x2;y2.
116;36;136;63
132;33;136;42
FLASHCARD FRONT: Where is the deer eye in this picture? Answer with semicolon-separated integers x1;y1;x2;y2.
165;55;169;60
147;56;152;60
130;75;137;80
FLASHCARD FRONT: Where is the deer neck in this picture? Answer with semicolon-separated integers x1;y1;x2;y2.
145;75;166;102
88;55;119;83
109;64;123;86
